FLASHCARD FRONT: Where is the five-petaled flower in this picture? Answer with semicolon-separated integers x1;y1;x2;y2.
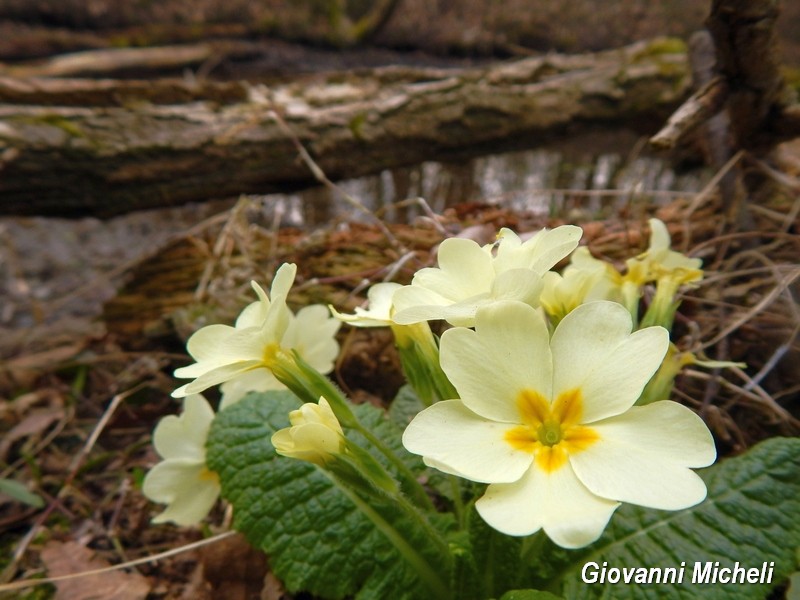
171;263;340;406
392;226;582;327
143;394;220;525
402;300;716;548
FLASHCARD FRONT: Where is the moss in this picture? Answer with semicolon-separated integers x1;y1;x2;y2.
23;114;86;139
633;37;688;61
783;66;800;93
348;113;368;141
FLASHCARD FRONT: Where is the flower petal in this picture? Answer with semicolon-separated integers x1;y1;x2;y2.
413;238;494;300
402;400;532;483
143;459;220;526
391;286;453;324
219;367;284;409
440;302;552;422
495;225;583;275
577;326;669;422
476;462;619;547
172;360;262;397
550;302;668;421
647;218;671;252
235;282;271;328
152;395;214;460
331;282;402;326
569;401;715;510
490;268;544;306
270;263;298;303
285;305;341;372
178;325;267;374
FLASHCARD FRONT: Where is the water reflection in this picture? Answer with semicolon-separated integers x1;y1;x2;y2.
250;141;707;228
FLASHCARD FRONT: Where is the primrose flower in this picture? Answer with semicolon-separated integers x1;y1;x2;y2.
219;304;341;409
173;263;341;404
142;395;220;526
540;247;621;325
621;219;703;320
272;398;345;466
402;301;716;549
392;226;581;327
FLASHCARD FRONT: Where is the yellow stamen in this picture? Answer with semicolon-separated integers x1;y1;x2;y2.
504;388;599;473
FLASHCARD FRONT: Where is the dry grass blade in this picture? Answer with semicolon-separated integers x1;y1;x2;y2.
0;532;236;594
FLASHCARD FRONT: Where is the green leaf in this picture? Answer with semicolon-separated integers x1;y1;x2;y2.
388;385;426;429
539;436;800;599
462;505;524;600
207;391;452;600
0;477;44;508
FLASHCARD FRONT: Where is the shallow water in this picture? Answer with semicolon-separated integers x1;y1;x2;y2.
248;129;708;228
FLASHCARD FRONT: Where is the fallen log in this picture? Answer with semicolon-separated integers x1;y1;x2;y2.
0;38;690;217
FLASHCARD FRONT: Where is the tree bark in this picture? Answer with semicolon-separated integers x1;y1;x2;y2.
652;0;798;152
0;38;690;217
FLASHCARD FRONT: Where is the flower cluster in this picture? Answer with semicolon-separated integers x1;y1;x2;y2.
143;263;341;525
143;219;720;553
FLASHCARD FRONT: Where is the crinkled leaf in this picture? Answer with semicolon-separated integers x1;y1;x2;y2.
207;391;451;600
457;505;524;600
536;436;800;599
388;384;426;429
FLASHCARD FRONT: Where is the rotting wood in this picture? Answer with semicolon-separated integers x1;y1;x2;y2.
0;38;690;217
651;0;799;153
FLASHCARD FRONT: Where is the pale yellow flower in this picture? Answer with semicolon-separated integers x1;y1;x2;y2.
613;219;703;322
172;263;341;406
540;247;620;324
219;304;341;409
402;301;716;548
272;398;345;466
392;226;582;327
143;395;220;526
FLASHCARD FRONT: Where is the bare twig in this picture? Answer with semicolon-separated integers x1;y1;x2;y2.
5;384;146;579
699;267;800;350
650;77;729;149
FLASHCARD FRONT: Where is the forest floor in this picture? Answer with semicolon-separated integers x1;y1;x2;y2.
1;21;800;595
2;157;799;598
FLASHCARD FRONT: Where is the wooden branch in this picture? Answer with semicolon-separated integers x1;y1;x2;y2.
706;0;794;151
649;76;728;149
0;41;267;79
0;76;248;106
769;104;800;142
652;0;800;173
0;38;690;217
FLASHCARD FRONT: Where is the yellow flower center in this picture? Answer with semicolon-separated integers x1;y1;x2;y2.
504;388;599;473
263;342;280;366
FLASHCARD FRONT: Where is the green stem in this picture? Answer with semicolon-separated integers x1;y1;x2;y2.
354;422;435;512
520;530;549;565
276;351;434;510
448;475;465;528
327;472;452;600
